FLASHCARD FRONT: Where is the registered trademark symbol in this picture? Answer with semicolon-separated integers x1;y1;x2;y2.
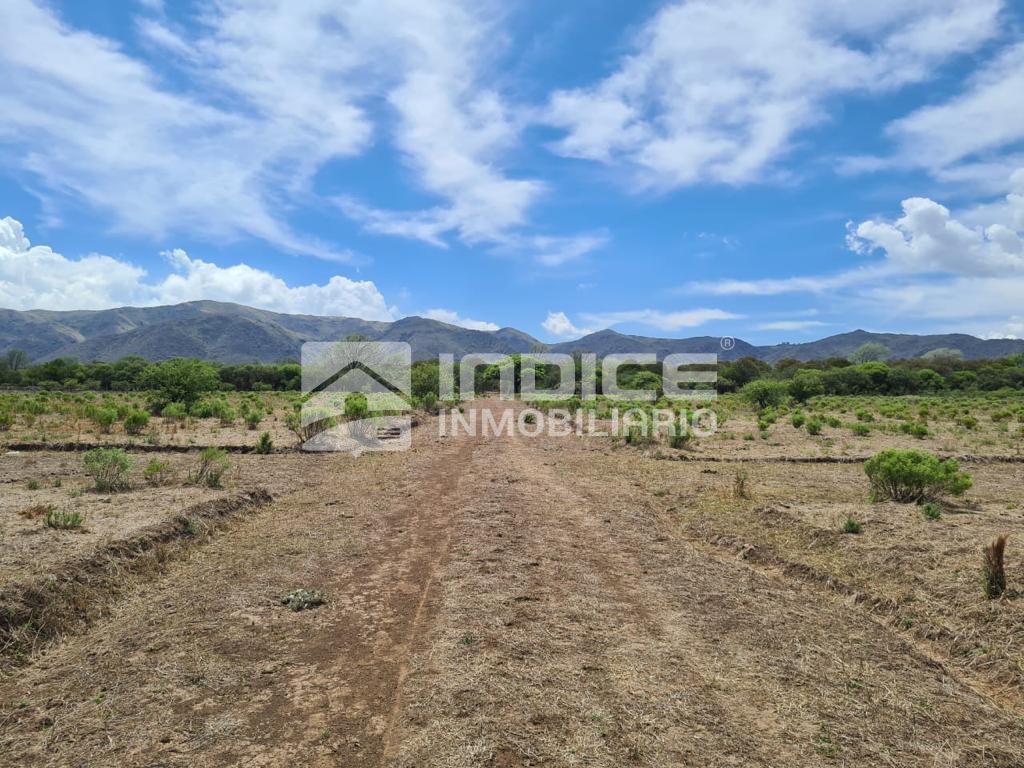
720;336;735;351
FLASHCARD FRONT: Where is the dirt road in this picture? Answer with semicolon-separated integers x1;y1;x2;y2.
2;403;1023;766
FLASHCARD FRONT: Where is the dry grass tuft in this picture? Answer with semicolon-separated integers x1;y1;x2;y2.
983;534;1009;599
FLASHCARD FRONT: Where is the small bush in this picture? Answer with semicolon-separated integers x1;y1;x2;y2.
850;423;871;437
189;447;230;488
669;431;692;449
44;508;84;530
791;412;806;429
25;478;40;491
0;409;13;431
256;431;274;454
842;516;863;534
864;449;972;503
806;417;823;436
244;409;263;430
123;410;150;435
92;407;118;434
922;502;942;520
143;458;173;486
899;422;929;439
161;402;188;422
956;415;979;430
84;448;133;492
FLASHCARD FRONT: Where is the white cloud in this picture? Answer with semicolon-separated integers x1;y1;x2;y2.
849;180;1024;276
692;169;1024;298
422;308;499;331
1;0;583;261
580;308;741;332
754;320;827;331
884;42;1024;183
542;311;594;339
686;265;896;296
545;0;1000;189
0;216;393;319
0;0;378;260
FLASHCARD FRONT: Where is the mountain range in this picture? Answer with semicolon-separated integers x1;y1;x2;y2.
2;301;1023;364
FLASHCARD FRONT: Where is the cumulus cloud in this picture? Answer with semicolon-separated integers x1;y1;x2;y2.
849;176;1024;276
542;311;594;339
545;0;1000;189
0;216;393;319
422;308;499;331
692;169;1024;298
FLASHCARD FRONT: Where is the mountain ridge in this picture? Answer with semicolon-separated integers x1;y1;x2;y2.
2;301;1022;363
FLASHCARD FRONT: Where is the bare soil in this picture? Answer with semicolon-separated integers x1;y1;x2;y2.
2;401;1024;766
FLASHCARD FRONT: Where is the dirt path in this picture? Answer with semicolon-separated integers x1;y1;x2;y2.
3;403;1024;766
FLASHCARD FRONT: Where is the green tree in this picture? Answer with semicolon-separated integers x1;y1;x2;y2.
849;342;890;363
740;379;789;409
788;369;825;403
141;358;220;409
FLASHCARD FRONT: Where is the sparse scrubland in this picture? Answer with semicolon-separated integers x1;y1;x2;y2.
2;351;1024;766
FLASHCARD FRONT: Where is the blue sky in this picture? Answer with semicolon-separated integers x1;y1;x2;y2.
1;0;1023;343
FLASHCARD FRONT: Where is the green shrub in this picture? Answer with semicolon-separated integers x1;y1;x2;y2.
850;423;871;437
26;479;40;491
244;409;263;430
806;417;823;435
790;412;806;429
864;449;972;503
83;448;133;492
825;416;842;428
92;406;118;434
161;402;188;422
842;516;863;534
922;502;942;520
189;447;230;488
343;393;369;420
143;458;173;486
123;410;150;435
741;380;789;410
0;409;13;431
899;422;929;439
44;508;84;530
855;409;874;422
788;370;825;403
256;431;274;454
956;415;978;430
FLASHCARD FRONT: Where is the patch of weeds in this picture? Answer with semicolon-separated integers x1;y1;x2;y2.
255;431;274;454
174;515;199;535
457;633;477;647
52;478;62;488
25;479;40;491
842;516;863;534
44;508;84;530
280;589;326;612
144;458;174;487
188;447;230;488
921;502;942;521
813;723;839;758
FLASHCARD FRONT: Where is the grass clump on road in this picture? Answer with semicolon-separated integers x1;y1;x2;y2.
864;449;972;503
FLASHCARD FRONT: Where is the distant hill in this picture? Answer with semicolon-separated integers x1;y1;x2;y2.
2;301;1023;363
